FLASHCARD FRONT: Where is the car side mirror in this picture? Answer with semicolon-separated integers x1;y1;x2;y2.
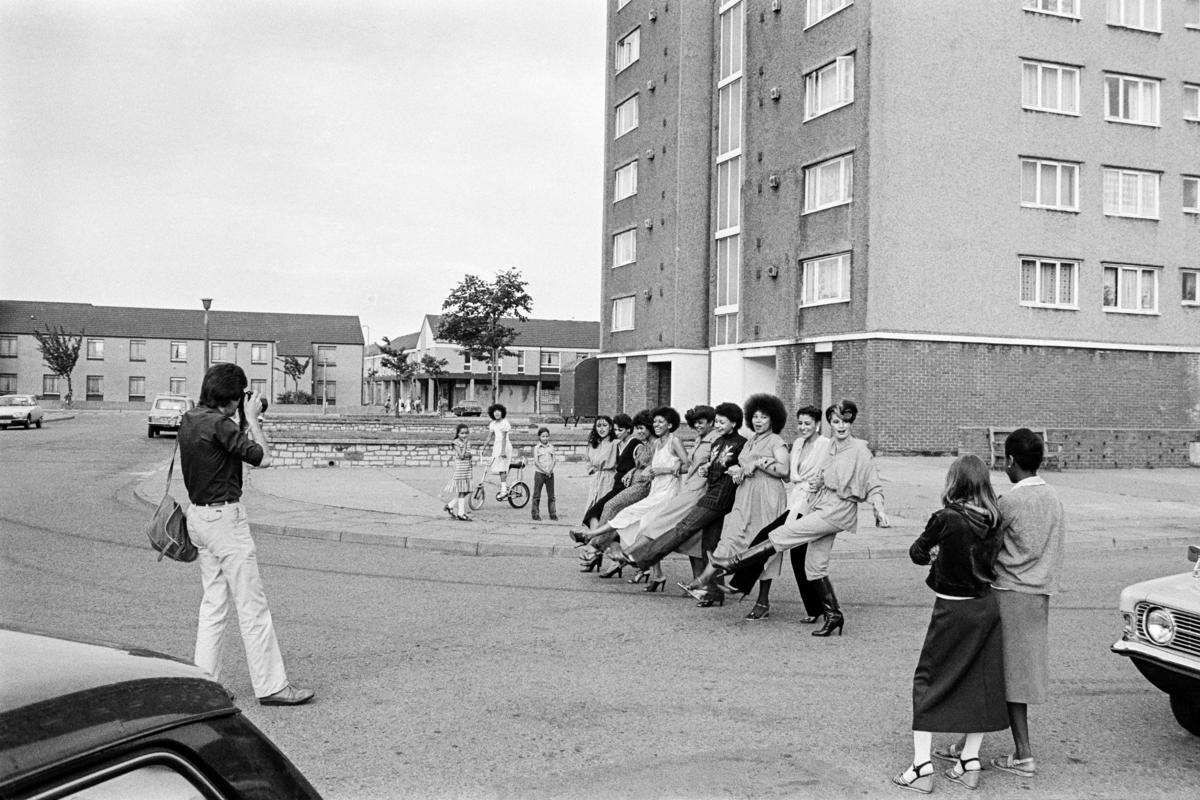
1188;545;1199;564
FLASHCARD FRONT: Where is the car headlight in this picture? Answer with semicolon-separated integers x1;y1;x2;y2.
1145;607;1176;645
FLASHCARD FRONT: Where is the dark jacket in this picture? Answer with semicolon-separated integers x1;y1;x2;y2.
697;431;747;514
909;503;1001;598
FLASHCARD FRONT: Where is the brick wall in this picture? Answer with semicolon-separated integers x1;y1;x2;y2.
269;437;592;469
960;427;1200;469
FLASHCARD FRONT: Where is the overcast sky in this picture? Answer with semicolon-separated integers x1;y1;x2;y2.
0;0;606;343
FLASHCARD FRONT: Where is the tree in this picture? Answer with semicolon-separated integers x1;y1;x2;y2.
379;338;417;417
32;325;83;406
437;268;532;403
279;356;311;397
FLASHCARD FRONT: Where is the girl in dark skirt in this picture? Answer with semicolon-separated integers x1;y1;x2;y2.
893;454;1007;793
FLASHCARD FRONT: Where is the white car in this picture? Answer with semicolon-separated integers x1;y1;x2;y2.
0;394;44;430
1112;545;1200;736
147;394;194;438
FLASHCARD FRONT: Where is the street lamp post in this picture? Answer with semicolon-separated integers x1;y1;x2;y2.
321;354;328;415
201;298;213;374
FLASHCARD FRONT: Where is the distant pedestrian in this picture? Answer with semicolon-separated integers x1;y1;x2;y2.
179;363;314;706
383;398;391;415
444;424;473;521
530;426;559;521
892;454;1006;793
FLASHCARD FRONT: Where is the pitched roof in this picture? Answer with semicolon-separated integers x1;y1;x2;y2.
0;300;363;356
423;314;599;350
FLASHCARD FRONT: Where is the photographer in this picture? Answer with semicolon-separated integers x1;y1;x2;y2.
179;363;314;706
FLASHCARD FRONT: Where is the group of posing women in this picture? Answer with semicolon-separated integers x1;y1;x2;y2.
569;395;889;637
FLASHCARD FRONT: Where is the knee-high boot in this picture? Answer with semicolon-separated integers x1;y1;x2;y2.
708;540;777;576
811;577;845;637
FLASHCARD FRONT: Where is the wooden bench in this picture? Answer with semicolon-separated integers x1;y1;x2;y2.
987;428;1064;470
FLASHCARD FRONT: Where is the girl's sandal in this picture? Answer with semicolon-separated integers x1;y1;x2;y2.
892;761;934;794
932;742;963;763
944;757;982;790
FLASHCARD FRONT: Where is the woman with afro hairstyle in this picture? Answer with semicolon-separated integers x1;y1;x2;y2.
685;394;790;611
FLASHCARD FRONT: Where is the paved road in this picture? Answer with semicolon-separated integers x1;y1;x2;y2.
2;415;1198;799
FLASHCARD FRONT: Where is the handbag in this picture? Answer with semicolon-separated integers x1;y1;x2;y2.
146;440;198;562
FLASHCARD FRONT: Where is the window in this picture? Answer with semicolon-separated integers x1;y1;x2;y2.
86;375;103;401
1020;258;1078;308
716;158;742;231
170;341;187;361
718;82;743;154
614;161;638;201
1021;61;1080;114
615;95;638;138
462;352;472;371
800;253;851;307
250;378;267;396
541;352;561;374
1105;74;1160;125
1103;264;1159;312
0;335;15;358
129;376;146;401
1185;85;1200;120
42;374;60;397
803;153;853;213
576;352;589;364
317;345;336;366
210;342;228;363
317;380;336;403
612;229;636;267
616;28;640;72
1023;0;1079;16
1182;270;1199;305
129;339;146;361
86;339;104;360
1188;0;1200;28
1107;0;1161;31
516;351;526;374
611;296;635;331
714;235;740;346
806;0;852;27
1021;158;1079;210
169;377;186;394
0;374;15;394
1185;176;1200;213
1103;167;1159;218
251;343;268;364
805;55;854;120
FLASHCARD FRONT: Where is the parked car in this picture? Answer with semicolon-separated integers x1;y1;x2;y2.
0;394;44;430
0;626;323;798
452;401;483;417
1112;545;1200;736
147;393;194;438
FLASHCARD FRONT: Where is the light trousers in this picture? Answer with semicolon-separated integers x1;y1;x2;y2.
187;502;288;698
767;512;841;580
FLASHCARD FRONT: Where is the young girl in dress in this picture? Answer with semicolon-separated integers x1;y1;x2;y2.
485;403;513;500
445;423;473;521
892;454;1007;793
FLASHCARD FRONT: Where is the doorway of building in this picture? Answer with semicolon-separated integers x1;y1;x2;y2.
819;353;833;436
652;362;672;407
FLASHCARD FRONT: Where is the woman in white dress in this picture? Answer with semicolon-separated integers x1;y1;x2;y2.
484;403;514;500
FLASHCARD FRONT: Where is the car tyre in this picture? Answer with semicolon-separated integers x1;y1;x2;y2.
148;425;157;438
35;419;42;428
24;420;30;429
1170;693;1200;737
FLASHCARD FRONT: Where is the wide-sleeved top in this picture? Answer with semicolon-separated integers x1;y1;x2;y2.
909;503;1000;598
806;436;883;533
993;476;1066;595
787;433;830;514
584;438;618;510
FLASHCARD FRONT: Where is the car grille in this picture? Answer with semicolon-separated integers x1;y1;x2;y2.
1136;601;1200;659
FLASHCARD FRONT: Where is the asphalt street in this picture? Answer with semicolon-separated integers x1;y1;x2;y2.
1;414;1198;799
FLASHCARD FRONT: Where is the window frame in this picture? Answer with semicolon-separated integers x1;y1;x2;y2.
516;350;526;374
1103;263;1160;314
611;296;636;332
540;351;561;374
317;345;337;367
1183;176;1200;214
85;374;103;401
0;373;16;394
1020;157;1080;212
1019;257;1080;310
1181;269;1199;306
169;377;186;394
615;27;640;73
1103;166;1160;219
805;0;852;29
1106;0;1162;32
42;374;61;397
170;341;187;362
1104;73;1161;126
1187;0;1200;29
1022;0;1080;19
210;342;229;363
1020;60;1081;116
0;335;16;358
612;228;637;267
799;252;852;308
129;339;147;362
614;160;638;202
86;338;104;360
802;153;853;214
614;94;639;139
251;343;268;364
804;55;855;121
128;376;146;402
1184;84;1200;121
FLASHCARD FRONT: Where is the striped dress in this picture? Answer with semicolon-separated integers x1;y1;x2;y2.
451;439;473;494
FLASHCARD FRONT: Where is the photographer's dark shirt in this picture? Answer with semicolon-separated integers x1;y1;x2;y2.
178;406;264;505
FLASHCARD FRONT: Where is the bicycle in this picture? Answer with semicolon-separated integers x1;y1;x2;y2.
469;448;531;510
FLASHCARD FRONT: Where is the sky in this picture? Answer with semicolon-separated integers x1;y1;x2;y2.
0;0;607;343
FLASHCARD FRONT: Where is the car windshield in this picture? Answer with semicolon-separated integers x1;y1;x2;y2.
153;399;188;411
0;395;32;406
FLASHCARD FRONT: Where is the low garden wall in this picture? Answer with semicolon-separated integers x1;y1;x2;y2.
959;427;1200;469
268;435;592;469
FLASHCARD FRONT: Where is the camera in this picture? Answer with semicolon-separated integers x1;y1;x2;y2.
243;391;269;415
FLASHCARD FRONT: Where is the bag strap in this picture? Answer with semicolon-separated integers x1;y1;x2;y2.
165;438;179;494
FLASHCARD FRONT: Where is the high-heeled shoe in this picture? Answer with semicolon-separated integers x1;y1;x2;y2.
644;578;666;593
598;562;624;579
891;762;934;794
579;552;602;572
677;580;702;596
627;569;649;584
695;589;725;607
944;757;982;790
744;602;769;620
568;528;590;545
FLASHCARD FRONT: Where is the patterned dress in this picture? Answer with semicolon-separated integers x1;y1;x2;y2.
450;439;473;494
